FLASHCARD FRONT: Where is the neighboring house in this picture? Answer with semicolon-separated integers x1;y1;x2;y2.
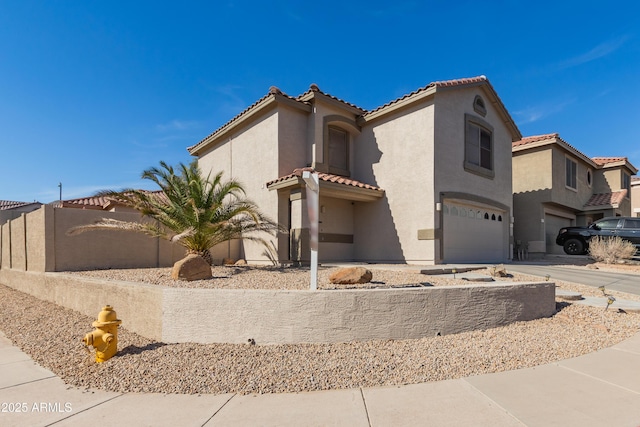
512;133;638;256
0;200;42;224
51;191;164;213
632;177;640;217
188;76;521;265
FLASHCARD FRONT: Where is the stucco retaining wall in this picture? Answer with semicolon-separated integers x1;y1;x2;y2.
0;269;555;344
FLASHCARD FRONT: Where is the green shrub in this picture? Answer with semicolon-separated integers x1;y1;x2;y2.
588;236;637;263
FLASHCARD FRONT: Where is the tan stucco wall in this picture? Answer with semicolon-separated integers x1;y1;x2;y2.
354;102;436;263
0;269;163;340
278;104;309;176
197;110;281;263
317;196;354;261
0;268;555;344
513;148;552;193
54;208;183;271
595;168;621;194
25;205;53;272
0;203;42;224
9;214;26;270
434;87;513;262
550;148;594;209
0;206;185;272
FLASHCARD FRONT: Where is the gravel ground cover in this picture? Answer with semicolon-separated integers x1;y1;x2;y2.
1;265;639;395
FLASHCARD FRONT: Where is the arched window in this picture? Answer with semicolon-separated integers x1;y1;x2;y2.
473;95;487;117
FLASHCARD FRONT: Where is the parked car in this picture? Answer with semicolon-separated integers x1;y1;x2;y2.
556;217;640;255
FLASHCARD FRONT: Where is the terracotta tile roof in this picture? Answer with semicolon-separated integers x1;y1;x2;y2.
512;133;560;148
591;157;628;166
0;200;39;210
190;75;518;155
632;176;640;182
366;76;489;115
296;83;366;112
266;168;384;192
58;195;115;210
188;87;304;154
55;190;166;210
584;190;627;207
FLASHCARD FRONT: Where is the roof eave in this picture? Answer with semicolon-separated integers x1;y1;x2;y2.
583;203;619;211
188;94;311;156
478;82;522;141
361;79;522;141
361;85;437;125
513;137;598;168
599;161;639;175
267;178;384;202
298;91;365;116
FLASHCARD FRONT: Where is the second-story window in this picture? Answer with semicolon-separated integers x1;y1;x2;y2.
565;157;577;190
464;114;494;178
328;126;348;173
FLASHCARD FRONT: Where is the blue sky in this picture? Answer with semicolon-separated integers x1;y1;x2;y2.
1;1;639;203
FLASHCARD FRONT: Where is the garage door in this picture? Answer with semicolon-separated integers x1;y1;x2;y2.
545;214;572;254
443;201;506;263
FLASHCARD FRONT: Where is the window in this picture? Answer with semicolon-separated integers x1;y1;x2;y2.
328;126;348;173
595;219;620;229
623;172;630;198
464;114;494;178
473;95;487;116
565;157;577;190
587;169;592;187
623;219;640;229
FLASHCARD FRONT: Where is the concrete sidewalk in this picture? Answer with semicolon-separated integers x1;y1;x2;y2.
1;330;640;426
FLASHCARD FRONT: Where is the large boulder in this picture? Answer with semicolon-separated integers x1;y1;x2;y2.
171;254;212;281
329;267;373;284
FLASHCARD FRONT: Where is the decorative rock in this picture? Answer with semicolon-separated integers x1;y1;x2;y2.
489;264;509;277
234;259;247;266
171;255;212;281
222;258;235;265
329;267;373;284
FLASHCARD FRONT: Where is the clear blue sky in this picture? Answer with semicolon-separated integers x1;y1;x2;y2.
1;1;639;203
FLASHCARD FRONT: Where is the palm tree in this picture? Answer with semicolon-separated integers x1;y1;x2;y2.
68;160;282;265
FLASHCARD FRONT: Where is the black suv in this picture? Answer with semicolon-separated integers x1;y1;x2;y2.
556;217;640;255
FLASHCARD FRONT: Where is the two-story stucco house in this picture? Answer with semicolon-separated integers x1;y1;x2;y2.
188;76;521;265
512;133;638;256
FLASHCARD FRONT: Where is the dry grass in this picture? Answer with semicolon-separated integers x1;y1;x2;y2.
588;236;637;263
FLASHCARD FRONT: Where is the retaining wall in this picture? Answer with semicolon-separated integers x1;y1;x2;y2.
0;269;556;344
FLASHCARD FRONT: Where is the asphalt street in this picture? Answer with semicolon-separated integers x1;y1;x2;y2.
507;263;640;296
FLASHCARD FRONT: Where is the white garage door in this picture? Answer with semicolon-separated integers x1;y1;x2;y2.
443;201;506;263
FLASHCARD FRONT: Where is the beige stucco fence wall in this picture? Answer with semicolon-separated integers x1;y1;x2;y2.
0;205;185;272
0;268;555;344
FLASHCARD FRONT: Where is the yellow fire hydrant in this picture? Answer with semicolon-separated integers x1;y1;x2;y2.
82;305;122;363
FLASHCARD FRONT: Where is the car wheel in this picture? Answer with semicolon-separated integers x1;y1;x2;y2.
563;238;585;255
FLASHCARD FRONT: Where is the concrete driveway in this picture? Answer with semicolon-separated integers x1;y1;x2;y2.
507;260;640;296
